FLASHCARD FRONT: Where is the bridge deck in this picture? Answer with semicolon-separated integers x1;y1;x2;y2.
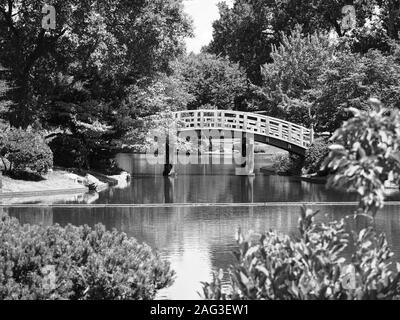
175;110;313;154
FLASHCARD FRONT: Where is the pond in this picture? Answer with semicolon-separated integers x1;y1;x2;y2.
2;153;400;299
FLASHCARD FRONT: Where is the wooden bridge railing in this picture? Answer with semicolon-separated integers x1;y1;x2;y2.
175;110;313;149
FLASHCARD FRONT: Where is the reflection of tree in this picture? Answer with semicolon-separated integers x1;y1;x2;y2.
114;153;368;204
164;177;175;203
6;207;53;226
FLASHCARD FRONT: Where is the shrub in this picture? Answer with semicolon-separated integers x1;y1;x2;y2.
0;128;53;176
0;215;174;300
272;153;303;176
49;135;89;169
271;154;291;174
304;138;330;175
201;207;400;300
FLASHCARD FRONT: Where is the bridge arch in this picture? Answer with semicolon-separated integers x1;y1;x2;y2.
175;110;314;156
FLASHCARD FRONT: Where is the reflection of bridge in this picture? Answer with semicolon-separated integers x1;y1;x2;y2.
170;110;314;176
176;110;314;155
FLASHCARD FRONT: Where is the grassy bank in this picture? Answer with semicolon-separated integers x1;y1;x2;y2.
0;170;87;194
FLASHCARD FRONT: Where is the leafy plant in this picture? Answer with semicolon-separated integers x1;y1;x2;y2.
0;215;174;300
201;206;400;300
323;99;400;216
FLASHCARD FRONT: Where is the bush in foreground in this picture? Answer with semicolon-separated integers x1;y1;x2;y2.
202;207;400;300
324;99;400;216
0;215;174;300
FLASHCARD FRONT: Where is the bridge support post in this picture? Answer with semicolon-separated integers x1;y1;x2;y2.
163;133;176;177
197;130;202;157
235;132;255;176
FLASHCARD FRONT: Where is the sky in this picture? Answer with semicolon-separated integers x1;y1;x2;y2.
183;0;233;54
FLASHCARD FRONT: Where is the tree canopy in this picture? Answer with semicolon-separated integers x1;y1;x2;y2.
0;0;193;127
208;0;400;84
257;27;400;133
173;53;248;110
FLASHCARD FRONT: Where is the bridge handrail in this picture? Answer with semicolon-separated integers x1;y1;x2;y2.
174;109;313;149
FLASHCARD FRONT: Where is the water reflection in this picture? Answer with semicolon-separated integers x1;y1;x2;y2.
5;204;400;300
164;177;175;203
91;174;363;205
3;154;399;206
112;153;357;204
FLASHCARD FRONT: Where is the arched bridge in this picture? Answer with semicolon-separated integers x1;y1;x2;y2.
175;110;314;156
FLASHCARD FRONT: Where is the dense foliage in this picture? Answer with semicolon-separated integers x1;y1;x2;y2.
324;99;400;216
120;74;195;122
258;27;335;128
258;28;400;132
173;53;248;110
0;65;10;118
0;0;193;169
271;153;303;176
0;215;174;300
2;0;400;164
314;47;400;132
122;110;204;157
48;135;88;169
209;0;400;84
0;0;192;127
0;127;53;175
304;138;331;175
202;206;400;300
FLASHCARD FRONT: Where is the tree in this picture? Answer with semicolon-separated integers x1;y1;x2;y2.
0;0;193;127
119;73;195;122
174;53;248;110
258;27;400;133
122;109;201;156
1;0;194;171
259;27;336;128
208;0;399;84
314;48;400;132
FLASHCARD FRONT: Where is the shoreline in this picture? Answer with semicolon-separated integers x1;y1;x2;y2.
0;169;130;201
0;187;88;199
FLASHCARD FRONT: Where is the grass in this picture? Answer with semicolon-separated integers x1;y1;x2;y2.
0;170;85;194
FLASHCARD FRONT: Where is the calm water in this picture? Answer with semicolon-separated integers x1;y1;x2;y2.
2;153;400;299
